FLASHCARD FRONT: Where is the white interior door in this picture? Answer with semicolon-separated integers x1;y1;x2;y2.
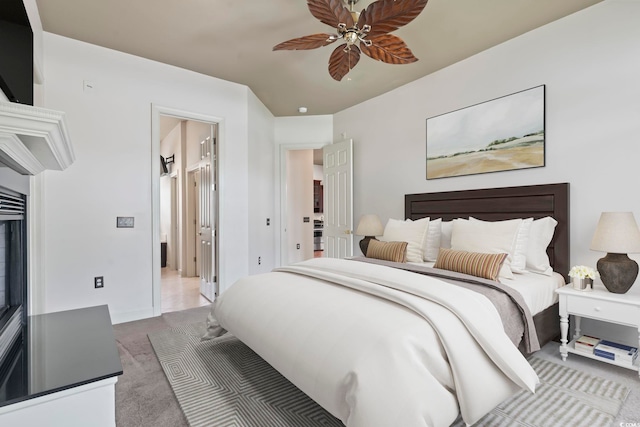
198;132;217;301
323;139;353;258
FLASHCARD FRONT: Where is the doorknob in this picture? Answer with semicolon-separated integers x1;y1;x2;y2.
343;230;352;235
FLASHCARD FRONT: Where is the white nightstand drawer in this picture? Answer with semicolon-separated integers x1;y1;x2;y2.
567;297;638;326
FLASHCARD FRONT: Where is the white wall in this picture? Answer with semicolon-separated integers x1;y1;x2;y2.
334;0;640;342
160;122;181;271
40;33;261;322
248;91;276;275
286;150;314;263
335;0;640;266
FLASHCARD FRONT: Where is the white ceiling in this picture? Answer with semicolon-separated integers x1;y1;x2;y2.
36;0;602;117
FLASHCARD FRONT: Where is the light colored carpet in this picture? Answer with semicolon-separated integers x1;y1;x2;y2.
114;306;211;427
148;321;632;427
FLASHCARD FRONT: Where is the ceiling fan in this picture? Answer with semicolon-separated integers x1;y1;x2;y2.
273;0;429;81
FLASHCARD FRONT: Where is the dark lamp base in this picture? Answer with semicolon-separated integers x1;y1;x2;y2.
597;253;639;294
359;236;377;256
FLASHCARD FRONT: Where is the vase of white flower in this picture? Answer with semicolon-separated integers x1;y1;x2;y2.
569;265;597;291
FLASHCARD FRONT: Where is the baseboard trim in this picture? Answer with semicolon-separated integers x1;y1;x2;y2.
110;307;156;325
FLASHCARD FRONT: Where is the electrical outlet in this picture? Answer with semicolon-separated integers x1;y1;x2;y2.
296;243;300;249
258;256;261;265
94;276;104;289
266;218;270;226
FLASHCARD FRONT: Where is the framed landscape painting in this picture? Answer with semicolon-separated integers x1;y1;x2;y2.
426;85;545;179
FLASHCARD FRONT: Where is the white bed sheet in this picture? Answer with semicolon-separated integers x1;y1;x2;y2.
206;258;539;427
409;261;564;315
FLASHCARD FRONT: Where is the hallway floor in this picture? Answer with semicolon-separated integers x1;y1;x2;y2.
161;268;211;313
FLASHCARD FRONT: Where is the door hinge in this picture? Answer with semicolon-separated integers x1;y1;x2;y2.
213;275;217;282
194;256;196;262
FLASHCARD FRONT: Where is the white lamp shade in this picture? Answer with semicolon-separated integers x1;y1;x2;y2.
355;214;384;237
590;212;640;254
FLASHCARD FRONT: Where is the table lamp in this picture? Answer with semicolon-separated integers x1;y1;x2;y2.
590;212;640;293
355;214;384;255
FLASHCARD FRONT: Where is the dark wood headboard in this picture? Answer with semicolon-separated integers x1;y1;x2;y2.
405;183;569;280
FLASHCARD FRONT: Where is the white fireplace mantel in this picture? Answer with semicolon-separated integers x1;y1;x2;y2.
0;101;75;175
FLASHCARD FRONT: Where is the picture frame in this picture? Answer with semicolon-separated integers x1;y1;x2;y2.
426;85;545;180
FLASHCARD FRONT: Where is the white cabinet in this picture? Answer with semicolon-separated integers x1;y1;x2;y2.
556;284;640;377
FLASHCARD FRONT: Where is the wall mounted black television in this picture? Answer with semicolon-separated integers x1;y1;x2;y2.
0;0;34;106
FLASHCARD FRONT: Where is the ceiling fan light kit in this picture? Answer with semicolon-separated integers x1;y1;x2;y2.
273;0;428;81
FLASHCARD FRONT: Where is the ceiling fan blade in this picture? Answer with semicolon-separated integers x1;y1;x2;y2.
358;0;428;38
307;0;354;29
273;33;337;51
328;44;361;81
360;34;418;64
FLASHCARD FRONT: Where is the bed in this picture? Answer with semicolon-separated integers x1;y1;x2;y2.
205;183;569;427
405;182;569;349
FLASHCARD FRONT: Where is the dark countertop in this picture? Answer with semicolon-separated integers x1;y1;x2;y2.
0;305;123;408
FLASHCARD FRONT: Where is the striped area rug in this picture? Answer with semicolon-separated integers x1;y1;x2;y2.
149;322;629;427
450;357;629;427
148;322;343;427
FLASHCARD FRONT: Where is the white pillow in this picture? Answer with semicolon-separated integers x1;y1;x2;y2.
470;217;533;274
422;218;442;262
379;217;429;263
526;216;558;276
451;218;522;279
440;220;455;249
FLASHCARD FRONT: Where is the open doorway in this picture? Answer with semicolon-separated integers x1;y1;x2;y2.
312;149;324;259
278;140;354;266
157;113;219;313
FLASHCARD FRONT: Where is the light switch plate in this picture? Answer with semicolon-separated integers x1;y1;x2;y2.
117;216;134;228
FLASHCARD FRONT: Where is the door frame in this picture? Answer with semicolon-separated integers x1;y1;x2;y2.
185;165;200;277
151;104;224;316
277;143;327;267
169;171;178;271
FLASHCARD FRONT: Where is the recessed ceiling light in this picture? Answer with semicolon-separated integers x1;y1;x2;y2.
298;107;308;114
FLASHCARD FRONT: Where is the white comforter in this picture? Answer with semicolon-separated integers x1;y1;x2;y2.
204;258;539;427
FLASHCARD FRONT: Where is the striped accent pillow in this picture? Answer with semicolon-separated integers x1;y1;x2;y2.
366;239;408;263
434;248;508;281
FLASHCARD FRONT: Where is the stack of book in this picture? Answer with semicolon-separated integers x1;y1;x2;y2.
594;340;638;367
574;335;600;354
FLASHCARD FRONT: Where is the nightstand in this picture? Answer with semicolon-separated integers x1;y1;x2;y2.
556;284;640;378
